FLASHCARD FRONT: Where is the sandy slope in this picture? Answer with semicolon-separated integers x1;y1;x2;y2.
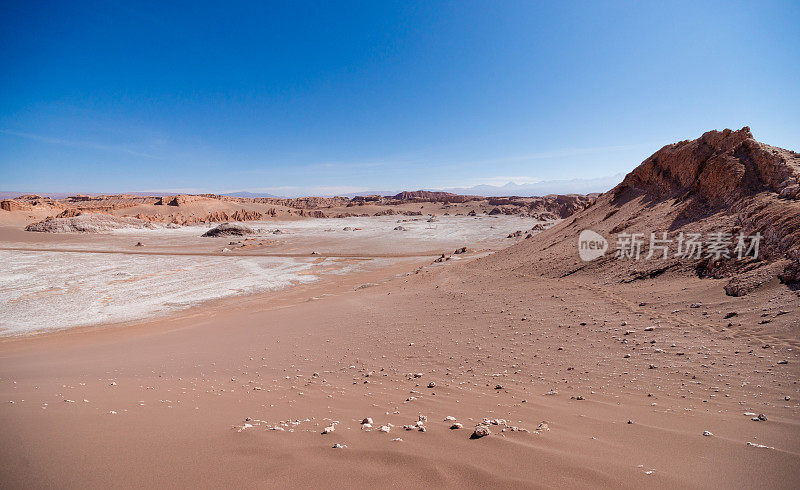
0;252;797;488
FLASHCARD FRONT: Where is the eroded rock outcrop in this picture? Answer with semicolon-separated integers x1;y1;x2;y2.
201;222;255;237
25;214;154;233
488;128;800;294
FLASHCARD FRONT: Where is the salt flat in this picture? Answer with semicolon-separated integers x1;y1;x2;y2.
0;215;542;335
0;250;321;335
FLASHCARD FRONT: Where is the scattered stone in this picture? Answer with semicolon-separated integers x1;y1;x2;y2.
379;425;391;433
777;360;788;365
427;381;436;388
450;423;463;429
470;425;491;439
322;425;336;434
443;416;456;422
361;417;373;425
703;430;713;436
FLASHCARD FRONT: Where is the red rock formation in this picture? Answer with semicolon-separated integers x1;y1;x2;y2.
56;209;83;218
488;127;800;295
1;200;29;212
390;191;480;203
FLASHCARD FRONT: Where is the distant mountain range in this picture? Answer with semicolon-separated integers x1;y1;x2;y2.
222;191;282;198
0;173;625;200
438;174;624;197
340;174;624;198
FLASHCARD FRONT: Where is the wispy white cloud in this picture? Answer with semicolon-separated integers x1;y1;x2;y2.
0;129;159;159
438;142;657;169
460;175;542;186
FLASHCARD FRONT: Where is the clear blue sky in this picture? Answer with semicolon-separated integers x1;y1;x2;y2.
1;0;798;196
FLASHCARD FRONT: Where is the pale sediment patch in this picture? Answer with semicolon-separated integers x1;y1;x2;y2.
0;250;320;335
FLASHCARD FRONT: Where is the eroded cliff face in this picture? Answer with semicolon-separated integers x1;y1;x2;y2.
616;127;800;205
485;128;800;295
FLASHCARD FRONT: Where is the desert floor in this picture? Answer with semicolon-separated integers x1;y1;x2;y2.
0;219;798;488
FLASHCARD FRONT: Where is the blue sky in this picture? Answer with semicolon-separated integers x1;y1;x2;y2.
1;0;798;196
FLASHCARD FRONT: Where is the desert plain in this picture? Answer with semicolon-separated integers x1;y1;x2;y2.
0;128;799;488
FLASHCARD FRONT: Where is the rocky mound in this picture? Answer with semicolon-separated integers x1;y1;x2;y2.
390;191;480;203
485;128;800;295
25;214;155;233
201;222;255;237
1;199;31;212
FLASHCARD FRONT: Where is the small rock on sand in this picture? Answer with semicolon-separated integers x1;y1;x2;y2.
471;425;491;439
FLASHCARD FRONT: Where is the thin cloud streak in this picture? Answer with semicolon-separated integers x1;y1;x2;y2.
0;129;159;159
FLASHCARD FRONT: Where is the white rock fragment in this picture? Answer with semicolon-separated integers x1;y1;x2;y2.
471;425;491;439
379;425;391;433
702;430;713;436
746;442;774;449
322;425;335;434
450;423;463;429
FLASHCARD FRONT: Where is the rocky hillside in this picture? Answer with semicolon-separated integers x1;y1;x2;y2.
485;128;800;295
6;189;597;228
